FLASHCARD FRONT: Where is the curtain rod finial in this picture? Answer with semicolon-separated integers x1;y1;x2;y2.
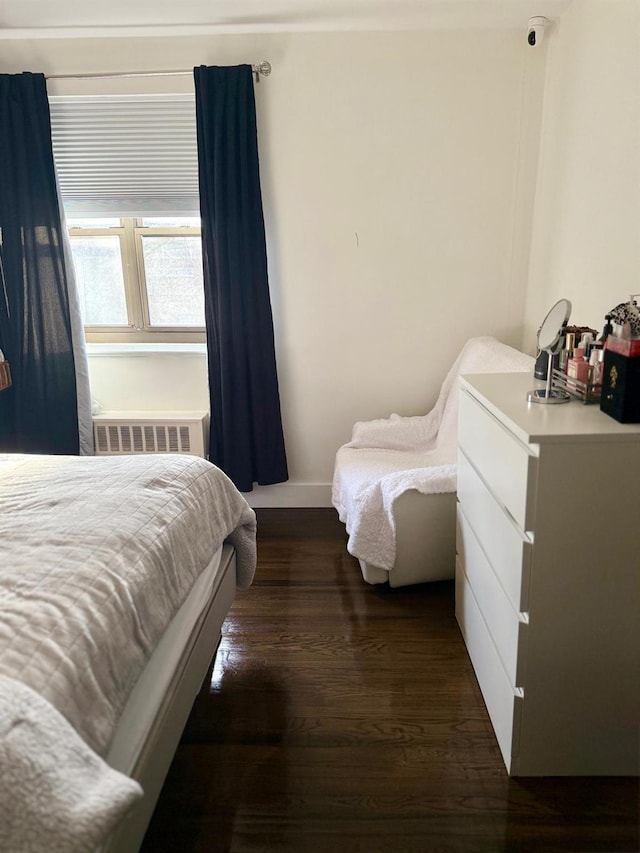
254;61;271;79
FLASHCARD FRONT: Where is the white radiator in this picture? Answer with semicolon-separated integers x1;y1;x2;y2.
93;411;209;459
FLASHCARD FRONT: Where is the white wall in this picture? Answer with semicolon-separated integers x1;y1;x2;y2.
0;28;545;503
523;0;640;352
86;347;210;413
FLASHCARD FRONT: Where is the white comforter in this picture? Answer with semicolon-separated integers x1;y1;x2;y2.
0;453;257;851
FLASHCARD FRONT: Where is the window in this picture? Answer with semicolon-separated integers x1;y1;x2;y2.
49;94;203;343
68;217;206;343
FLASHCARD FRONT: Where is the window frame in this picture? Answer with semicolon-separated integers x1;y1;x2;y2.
68;217;206;344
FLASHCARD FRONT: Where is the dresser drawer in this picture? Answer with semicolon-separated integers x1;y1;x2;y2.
455;562;523;772
456;506;528;688
457;449;532;613
458;390;538;531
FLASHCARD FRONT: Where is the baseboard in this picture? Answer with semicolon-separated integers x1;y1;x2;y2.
243;483;332;508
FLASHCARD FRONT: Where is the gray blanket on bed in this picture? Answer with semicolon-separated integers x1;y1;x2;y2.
0;453;257;851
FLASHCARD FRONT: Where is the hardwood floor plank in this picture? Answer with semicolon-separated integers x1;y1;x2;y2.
142;509;639;853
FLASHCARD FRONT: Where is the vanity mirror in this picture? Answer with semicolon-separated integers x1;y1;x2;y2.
528;298;572;404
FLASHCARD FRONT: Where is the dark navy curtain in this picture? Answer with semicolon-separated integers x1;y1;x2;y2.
0;72;80;454
194;64;287;492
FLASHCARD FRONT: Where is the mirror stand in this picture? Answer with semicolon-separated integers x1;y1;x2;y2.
527;297;572;405
527;343;571;404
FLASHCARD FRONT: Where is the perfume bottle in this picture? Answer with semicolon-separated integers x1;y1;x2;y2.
567;346;589;389
559;332;575;373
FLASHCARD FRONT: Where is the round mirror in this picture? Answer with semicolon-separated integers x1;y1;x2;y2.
537;298;572;351
528;297;572;404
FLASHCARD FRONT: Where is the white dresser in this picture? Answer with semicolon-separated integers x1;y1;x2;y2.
455;371;640;776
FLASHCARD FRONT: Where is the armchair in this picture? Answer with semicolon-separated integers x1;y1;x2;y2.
332;336;534;586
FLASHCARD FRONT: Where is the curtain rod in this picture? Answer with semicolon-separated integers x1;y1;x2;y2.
46;60;272;82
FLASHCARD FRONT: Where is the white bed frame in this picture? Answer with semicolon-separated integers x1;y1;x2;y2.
101;544;237;853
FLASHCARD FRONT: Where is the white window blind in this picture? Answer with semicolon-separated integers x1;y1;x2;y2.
49;94;200;217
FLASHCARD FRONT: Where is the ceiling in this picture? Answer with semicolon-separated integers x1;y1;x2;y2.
0;0;574;38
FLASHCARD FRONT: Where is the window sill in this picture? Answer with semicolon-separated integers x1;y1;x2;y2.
86;343;207;358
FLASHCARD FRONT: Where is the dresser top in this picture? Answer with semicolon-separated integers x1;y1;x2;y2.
459;371;640;445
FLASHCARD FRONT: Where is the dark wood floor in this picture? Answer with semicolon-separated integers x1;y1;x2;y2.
142;509;639;853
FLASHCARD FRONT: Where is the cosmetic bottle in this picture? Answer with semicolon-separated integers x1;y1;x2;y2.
559;332;575;373
534;348;559;381
589;347;605;387
598;314;613;345
570;345;586;362
579;332;594;359
534;348;547;380
567;346;589;389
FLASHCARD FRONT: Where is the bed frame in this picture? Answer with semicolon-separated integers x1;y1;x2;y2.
101;544;237;853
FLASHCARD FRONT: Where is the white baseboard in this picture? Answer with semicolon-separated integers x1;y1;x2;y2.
244;483;333;508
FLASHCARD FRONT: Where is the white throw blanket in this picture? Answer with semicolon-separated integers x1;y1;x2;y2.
0;675;142;853
0;453;257;851
332;336;534;571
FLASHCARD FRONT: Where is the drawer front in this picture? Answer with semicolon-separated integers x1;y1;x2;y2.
457;449;532;613
455;563;522;772
456;506;528;688
458;390;537;531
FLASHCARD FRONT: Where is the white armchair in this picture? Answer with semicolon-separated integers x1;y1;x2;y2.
332;336;534;587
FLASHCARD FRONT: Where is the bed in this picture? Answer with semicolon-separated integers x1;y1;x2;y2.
0;452;257;853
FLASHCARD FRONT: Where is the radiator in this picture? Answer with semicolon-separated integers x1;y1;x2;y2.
93;411;209;458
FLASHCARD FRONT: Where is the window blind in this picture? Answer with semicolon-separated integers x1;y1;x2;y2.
49;94;200;217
